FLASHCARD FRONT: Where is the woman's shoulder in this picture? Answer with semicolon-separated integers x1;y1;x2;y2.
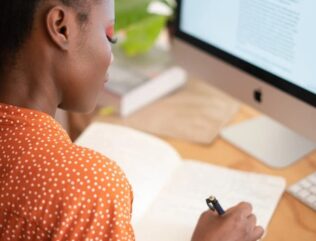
49;142;130;184
32;142;133;206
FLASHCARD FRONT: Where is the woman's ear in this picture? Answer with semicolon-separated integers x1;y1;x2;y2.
46;6;72;50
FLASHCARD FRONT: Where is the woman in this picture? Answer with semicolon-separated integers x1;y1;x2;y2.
0;0;264;240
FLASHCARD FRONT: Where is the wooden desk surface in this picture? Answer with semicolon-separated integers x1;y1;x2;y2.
159;105;316;241
93;104;316;241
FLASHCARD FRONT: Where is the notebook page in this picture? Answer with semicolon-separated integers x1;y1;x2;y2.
135;160;286;241
75;122;182;223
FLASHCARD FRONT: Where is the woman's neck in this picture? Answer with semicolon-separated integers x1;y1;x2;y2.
0;63;60;117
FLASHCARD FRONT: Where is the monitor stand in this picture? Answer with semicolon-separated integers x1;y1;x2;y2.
221;116;316;168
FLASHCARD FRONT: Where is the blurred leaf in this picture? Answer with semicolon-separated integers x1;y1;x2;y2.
115;0;152;30
122;15;167;56
115;0;173;55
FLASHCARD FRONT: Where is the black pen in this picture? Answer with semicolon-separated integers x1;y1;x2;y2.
206;196;225;215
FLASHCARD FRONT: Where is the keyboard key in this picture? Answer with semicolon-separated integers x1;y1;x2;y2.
306;195;316;204
310;186;316;195
308;173;316;185
299;180;312;188
287;171;316;211
288;184;301;194
297;189;310;199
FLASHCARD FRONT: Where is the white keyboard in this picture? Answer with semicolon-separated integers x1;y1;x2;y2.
287;172;316;211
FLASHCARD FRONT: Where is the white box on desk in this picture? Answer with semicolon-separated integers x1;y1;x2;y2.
98;48;187;117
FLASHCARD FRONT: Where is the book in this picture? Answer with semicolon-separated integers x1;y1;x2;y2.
75;122;286;241
98;47;187;117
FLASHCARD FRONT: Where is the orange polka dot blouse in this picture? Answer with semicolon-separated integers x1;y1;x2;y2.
0;103;135;241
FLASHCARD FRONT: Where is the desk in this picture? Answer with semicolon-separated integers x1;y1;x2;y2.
158;105;316;241
92;103;316;240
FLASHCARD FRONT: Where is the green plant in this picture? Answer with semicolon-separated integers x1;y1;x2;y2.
115;0;175;56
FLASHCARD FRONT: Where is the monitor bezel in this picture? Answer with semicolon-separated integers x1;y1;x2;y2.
174;0;316;108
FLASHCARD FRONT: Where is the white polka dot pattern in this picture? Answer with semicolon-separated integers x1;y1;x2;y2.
0;103;135;241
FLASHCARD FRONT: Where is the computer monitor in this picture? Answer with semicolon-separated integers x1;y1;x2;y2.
172;0;316;168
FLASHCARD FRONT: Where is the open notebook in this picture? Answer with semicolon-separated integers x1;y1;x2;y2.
75;122;286;241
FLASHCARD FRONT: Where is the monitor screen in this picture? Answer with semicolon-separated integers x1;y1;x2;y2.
177;0;316;106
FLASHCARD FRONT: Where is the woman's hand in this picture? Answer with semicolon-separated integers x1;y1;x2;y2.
191;202;264;241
